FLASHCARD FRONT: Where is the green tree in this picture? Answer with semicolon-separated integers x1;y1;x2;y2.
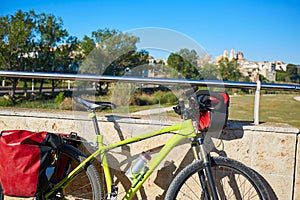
79;28;149;94
218;58;242;81
0;10;80;96
167;49;201;79
286;64;299;83
80;29;142;74
178;48;199;67
92;28;141;74
0;10;36;97
276;70;288;82
36;13;70;94
58;36;80;73
199;63;220;80
79;35;95;56
167;53;184;78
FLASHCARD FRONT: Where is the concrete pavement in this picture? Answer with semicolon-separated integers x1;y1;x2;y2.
294;96;300;101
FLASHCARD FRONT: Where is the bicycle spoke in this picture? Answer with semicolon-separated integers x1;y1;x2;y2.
48;147;103;200
166;158;268;200
179;181;198;199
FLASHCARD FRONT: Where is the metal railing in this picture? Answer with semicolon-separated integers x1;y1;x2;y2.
0;71;299;125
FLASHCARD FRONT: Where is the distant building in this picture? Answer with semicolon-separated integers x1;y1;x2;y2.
149;59;156;65
215;48;244;63
215;49;288;82
215;49;231;63
274;61;287;71
147;58;167;78
240;61;260;82
229;48;235;61
260;68;276;82
223;50;228;58
236;51;244;60
215;55;224;63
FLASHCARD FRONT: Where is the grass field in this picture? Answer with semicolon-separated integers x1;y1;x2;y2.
229;94;300;129
1;93;299;129
114;93;300;129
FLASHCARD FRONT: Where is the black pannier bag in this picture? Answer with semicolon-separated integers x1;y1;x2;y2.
196;90;229;134
0;130;63;198
51;132;81;184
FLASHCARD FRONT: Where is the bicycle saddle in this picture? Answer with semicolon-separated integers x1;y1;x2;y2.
74;97;116;110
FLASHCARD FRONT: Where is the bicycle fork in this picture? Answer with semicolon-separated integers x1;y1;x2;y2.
191;137;219;200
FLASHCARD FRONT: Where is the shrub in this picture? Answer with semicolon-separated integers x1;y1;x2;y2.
0;97;14;107
55;92;65;104
112;83;135;106
153;91;177;104
133;94;155;106
14;96;27;104
60;97;73;110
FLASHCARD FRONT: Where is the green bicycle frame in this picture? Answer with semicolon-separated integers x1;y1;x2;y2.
45;119;197;200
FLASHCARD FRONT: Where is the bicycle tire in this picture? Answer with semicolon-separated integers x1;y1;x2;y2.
48;144;103;200
165;156;270;200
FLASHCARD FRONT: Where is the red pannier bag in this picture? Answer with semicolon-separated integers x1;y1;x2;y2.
197;90;229;133
0;130;62;198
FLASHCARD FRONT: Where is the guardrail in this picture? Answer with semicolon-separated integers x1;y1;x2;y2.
0;71;299;125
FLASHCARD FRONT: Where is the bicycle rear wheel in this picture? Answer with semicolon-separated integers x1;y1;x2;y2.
48;144;103;200
165;156;269;200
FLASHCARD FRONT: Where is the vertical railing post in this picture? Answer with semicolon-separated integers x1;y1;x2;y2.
254;80;261;125
67;80;71;90
31;79;34;91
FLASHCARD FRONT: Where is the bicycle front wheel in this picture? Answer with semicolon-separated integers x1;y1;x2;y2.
48;144;103;200
165;156;269;200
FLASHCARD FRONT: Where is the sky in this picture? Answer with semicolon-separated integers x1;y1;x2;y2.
1;0;300;64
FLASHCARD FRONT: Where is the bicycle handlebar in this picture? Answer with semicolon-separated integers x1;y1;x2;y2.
174;88;225;118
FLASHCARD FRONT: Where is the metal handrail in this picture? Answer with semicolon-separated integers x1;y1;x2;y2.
0;70;299;125
0;71;299;91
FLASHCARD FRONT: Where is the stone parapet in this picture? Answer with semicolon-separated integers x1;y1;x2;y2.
0;108;299;199
216;121;299;200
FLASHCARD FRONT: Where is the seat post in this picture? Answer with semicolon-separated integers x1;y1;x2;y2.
90;109;101;135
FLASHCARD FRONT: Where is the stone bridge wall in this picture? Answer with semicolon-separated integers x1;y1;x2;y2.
0;108;299;199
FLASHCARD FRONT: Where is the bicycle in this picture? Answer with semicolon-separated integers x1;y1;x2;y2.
44;88;270;200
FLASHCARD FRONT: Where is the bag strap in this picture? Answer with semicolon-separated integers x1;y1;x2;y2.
41;133;63;149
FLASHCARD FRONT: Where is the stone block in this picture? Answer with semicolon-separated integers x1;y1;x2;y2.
248;125;298;200
251;131;296;175
262;174;293;200
212;132;253;166
294;134;300;200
